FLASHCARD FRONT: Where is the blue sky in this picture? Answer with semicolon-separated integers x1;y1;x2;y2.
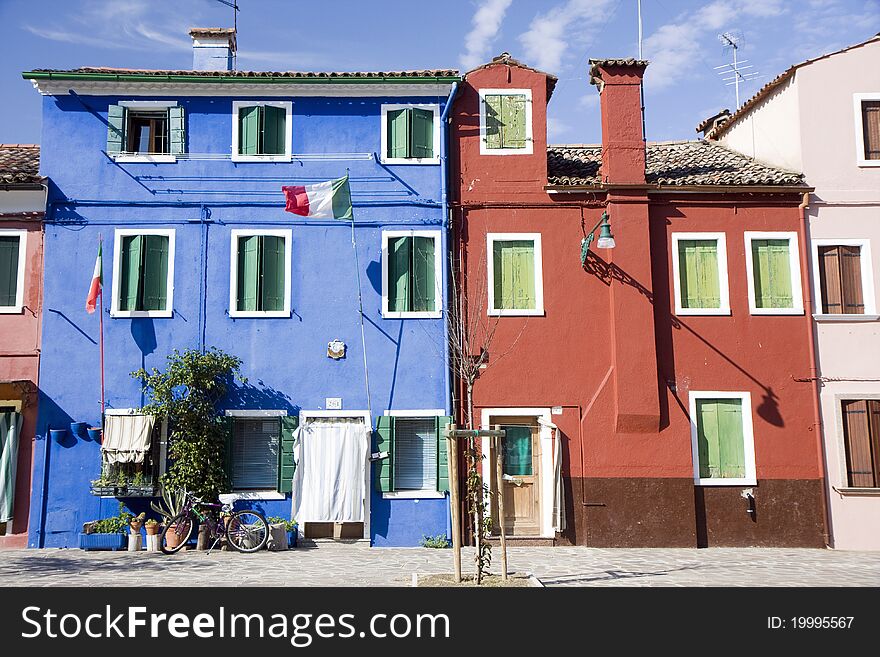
1;0;877;146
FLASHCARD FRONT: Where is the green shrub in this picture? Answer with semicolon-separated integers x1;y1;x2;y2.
267;516;298;532
420;534;450;549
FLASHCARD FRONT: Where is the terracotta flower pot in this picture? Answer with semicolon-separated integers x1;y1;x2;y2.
164;524;181;549
145;523;160;536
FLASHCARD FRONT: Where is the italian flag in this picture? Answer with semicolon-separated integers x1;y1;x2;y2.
282;175;353;220
86;242;102;314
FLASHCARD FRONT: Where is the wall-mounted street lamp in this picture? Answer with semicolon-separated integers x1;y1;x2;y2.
581;211;615;265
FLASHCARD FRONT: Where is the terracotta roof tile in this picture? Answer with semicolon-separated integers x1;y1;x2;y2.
28;67;459;79
0;144;41;185
465;53;558;99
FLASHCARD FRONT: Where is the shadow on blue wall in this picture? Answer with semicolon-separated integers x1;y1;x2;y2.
366;259;381;295
224;379;299;415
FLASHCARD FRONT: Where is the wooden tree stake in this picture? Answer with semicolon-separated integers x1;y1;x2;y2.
447;426;462;583
494;425;508;580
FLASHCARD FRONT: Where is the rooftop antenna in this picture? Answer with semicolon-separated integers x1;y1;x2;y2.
214;0;240;70
715;31;761;108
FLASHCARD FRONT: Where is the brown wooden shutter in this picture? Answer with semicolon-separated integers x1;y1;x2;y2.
862;101;880;160
842;400;878;488
840;246;864;314
870;400;880;488
818;246;842;314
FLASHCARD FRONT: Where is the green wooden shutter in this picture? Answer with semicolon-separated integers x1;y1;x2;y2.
494;240;535;310
388;236;412;312
168;106;185;156
238;106;260;155
410;108;434;159
221;416;234;487
106;105;126;155
278;415;298;493
436;415;452;493
411;236;436;312
262;105;286;155
679;240;720;309
387;109;409;158
484;95;503;149
752;239;792;309
260;235;285;312
696;399;745;479
0;236;20;307
141;235;169;312
236;235;259;312
119;235;142;311
501;94;527;148
375;415;394;492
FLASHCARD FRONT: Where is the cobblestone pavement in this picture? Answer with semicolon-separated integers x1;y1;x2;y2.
1;544;878;587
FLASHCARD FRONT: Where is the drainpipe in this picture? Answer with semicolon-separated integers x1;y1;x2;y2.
439;82;459;417
797;191;831;547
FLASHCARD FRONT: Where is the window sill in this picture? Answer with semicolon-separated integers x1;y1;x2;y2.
749;308;805;316
229;310;292;319
488;308;545;317
219;491;286;503
382;491;446;500
0;306;23;315
694;478;757;487
813;314;880;322
380;157;440;166
832;486;880;496
225;409;289;417
479;147;535;156
113;154;177;164
382;311;443;320
675;308;732;316
231;155;292;163
856;160;880;167
111;310;173;319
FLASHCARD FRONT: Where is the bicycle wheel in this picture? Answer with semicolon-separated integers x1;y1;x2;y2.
225;510;268;553
160;512;194;554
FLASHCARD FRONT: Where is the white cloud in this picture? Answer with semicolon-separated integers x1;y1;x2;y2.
459;0;514;70
518;0;618;72
579;93;599;109
547;116;572;140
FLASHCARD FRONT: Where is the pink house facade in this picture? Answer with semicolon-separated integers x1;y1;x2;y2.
710;35;880;550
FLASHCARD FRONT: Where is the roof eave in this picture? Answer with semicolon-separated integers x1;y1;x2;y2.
22;71;461;85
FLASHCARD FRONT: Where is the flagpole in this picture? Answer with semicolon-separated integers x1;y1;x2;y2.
98;233;105;418
347;172;373;425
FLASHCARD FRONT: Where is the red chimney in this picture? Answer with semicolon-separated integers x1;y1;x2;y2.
589;59;648;185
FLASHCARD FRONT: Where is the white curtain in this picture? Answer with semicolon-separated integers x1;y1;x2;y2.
552;426;566;533
291;418;368;524
101;415;155;464
0;412;22;524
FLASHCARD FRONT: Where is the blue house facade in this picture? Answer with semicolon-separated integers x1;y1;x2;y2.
24;29;460;548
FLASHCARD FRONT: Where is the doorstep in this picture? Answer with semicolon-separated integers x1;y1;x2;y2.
486;536;556;547
297;538;372;548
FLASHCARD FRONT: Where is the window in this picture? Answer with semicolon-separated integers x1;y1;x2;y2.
671;233;730;315
812;239;877;319
231;101;292;162
94;411;165;497
381;231;441;318
0;230;26;314
375;413;451;497
744;232;803;314
689;392;756;486
841;399;880;488
111;229;175;318
854;93;880;166
380;104;440;164
479;88;533;155
229;229;292;318
487;233;544;316
106;101;183;162
224;413;297;494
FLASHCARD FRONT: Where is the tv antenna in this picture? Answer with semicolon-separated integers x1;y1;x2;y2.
214;0;240;70
714;31;760;108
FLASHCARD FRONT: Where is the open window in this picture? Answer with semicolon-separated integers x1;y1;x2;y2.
106;101;183;162
92;412;164;497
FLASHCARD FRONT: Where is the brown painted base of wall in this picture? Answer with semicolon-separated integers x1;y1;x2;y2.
559;477;826;548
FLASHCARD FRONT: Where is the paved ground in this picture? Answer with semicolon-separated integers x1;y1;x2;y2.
2;543;879;587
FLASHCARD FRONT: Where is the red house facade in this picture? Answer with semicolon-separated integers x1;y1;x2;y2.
450;55;827;547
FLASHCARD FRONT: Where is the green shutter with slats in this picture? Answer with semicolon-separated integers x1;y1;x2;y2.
388;236;412;312
262;105;286;155
387;109;409;158
168;106;186;155
375;415;394;492
435;415;452;493
237;235;259;312
752;239;793;309
141;235;169;311
679;240;721;309
278;415;298;493
411;236;435;312
494;240;535;310
501;94;527;148
0;236;20;307
221;416;234;486
239;106;260;155
260;235;285;312
410;108;434;159
120;235;142;311
484;95;503;149
107;105;126;155
696;399;745;479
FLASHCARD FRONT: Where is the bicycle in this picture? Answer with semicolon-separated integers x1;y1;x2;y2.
160;490;269;555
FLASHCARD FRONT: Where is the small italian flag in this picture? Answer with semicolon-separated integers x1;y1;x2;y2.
282;175;353;220
86;242;102;314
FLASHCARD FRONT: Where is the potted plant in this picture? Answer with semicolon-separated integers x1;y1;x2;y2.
144;518;161;552
128;512;145;551
87;426;102;442
79;503;132;551
115;471;128;497
89;473;115;497
267;516;298;549
150;486;188;550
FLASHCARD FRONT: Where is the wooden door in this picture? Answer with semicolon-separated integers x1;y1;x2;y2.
491;416;541;536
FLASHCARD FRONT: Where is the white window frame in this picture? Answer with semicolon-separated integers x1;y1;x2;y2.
671;232;731;316
110;228;175;319
853;92;880;168
231;100;293;162
379;103;441;165
223;410;286;498
743;231;804;315
228;229;293;318
811;238;878;321
382;409;446;499
0;229;27;314
114;100;178;163
833;393;880;493
486;232;544;317
381;230;442;319
689;391;757;487
478;88;534;155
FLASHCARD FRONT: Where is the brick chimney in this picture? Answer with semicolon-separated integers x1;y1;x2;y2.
589;59;648;185
189;28;236;71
